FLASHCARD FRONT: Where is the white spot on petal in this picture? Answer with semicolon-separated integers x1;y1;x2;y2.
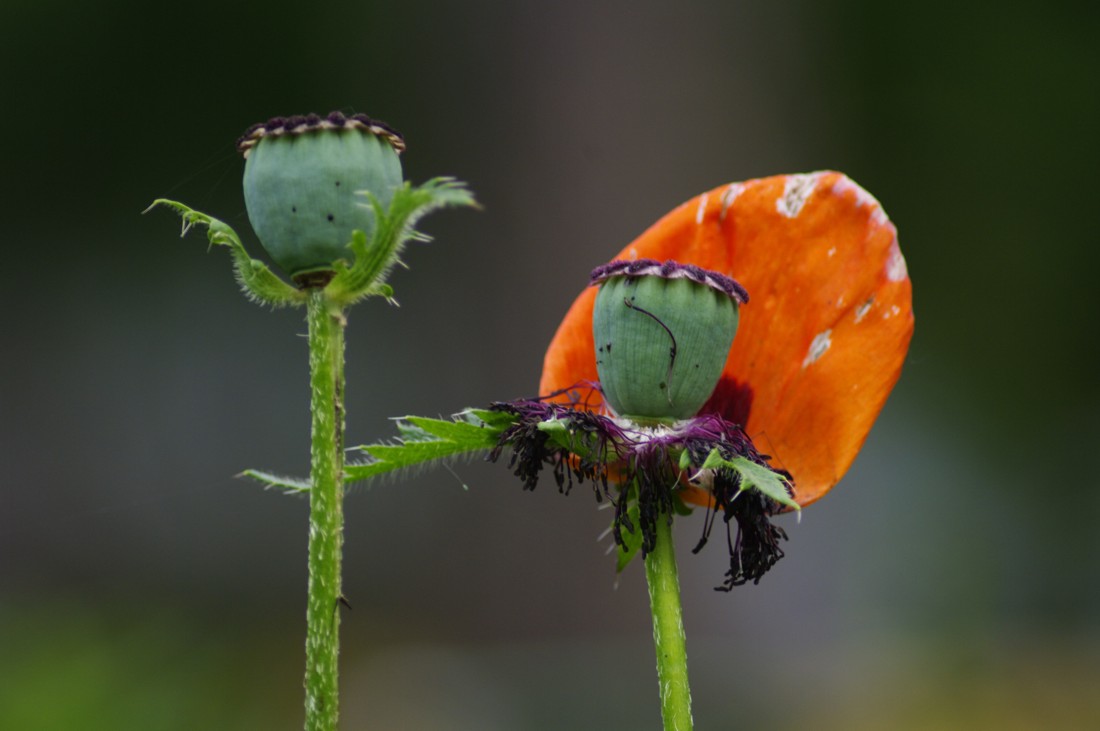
695;193;709;224
719;183;744;221
886;241;908;281
802;329;832;368
827;247;836;257
777;173;819;218
854;298;873;323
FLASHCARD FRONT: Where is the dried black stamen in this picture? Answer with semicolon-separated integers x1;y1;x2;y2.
713;471;789;590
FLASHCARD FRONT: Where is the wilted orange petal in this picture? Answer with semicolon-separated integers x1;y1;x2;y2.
540;172;914;507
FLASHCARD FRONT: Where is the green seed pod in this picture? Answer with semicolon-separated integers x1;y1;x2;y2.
591;260;747;421
238;112;405;284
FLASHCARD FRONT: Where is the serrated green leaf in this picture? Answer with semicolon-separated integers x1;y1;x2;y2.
342;461;393;482
699;450;800;511
345;410;517;485
146;199;305;307
404;415;501;446
364;440;476;463
325;178;478;305
240;469;311;494
464;408;517;428
394;421;435;442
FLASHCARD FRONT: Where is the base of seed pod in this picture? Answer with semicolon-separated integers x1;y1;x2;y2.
293;269;338;289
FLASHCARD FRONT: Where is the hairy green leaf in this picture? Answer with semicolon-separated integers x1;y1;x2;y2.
146;199;305;307
345;409;514;485
240;469;311;494
325;178;478;305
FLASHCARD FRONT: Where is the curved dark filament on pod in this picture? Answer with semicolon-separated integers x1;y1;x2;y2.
624;297;677;407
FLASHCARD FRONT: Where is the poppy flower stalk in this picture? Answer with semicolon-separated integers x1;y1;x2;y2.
587;261;752;726
149;112;476;731
485;262;788;729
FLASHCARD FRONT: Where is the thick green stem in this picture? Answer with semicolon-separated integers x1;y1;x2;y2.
304;290;346;731
644;515;693;731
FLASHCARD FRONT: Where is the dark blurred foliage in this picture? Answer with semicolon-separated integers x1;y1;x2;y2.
1;1;1098;728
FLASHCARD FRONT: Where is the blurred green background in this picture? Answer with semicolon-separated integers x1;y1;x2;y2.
2;1;1097;729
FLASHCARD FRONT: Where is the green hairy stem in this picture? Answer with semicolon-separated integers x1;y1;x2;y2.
645;516;694;731
303;290;346;731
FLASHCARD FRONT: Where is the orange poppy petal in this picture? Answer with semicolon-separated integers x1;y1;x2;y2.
540;172;914;507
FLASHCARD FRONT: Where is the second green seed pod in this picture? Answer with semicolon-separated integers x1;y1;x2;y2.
591;260;747;421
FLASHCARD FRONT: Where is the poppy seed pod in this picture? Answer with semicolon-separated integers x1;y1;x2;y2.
591;260;747;421
239;112;405;284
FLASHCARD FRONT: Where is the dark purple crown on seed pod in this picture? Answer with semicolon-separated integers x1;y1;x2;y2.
237;111;406;157
590;259;748;304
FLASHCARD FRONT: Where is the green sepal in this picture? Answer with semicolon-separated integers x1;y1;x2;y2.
146;199;305;307
344;409;515;485
324;178;478;306
699;449;800;512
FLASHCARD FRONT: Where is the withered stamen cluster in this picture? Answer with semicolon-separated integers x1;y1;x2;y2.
487;398;793;590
